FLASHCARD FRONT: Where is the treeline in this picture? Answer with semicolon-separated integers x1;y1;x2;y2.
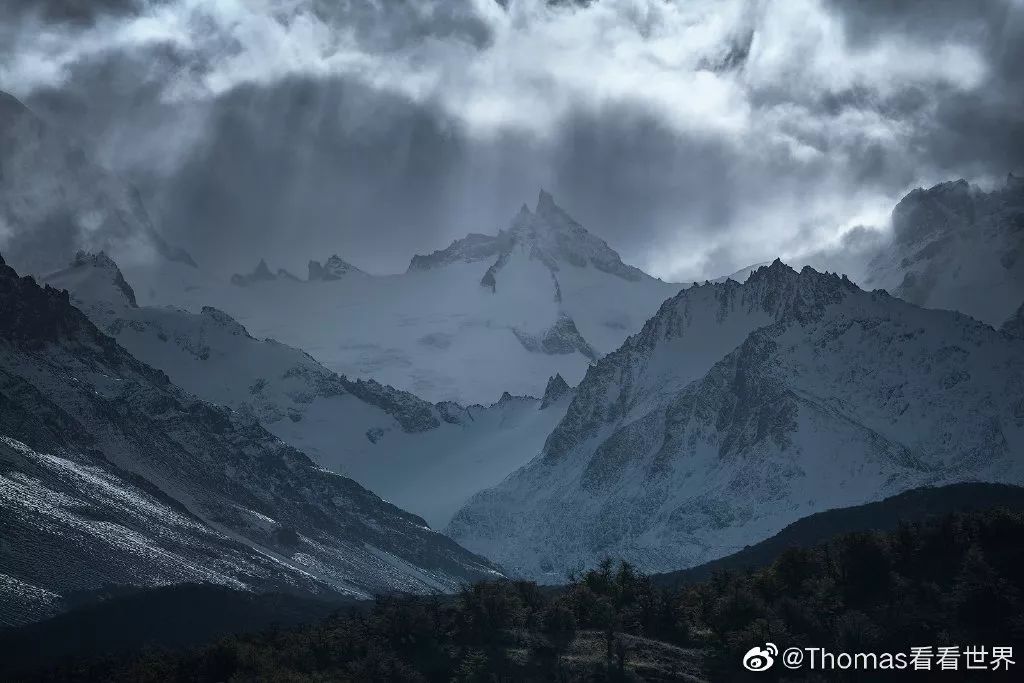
25;508;1024;681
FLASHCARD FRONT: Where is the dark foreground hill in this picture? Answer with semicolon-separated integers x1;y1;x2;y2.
0;585;352;678
652;482;1024;587
12;504;1024;681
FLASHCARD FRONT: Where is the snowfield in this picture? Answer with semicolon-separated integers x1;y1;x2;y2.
119;192;682;405
46;252;574;528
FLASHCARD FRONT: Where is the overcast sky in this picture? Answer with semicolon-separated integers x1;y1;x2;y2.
2;0;1023;280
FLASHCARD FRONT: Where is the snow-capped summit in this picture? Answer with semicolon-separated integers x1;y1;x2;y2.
308;254;364;280
448;260;1024;581
44;249;138;315
864;177;1023;325
132;192;682;404
406;190;644;286
539;260;857;462
488;190;648;284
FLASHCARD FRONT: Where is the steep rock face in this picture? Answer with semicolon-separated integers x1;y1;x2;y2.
43;253;572;529
0;90;194;276
864;176;1024;325
448;262;1024;581
0;255;500;626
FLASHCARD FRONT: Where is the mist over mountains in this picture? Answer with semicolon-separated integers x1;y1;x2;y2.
2;4;1024;678
3;0;1022;280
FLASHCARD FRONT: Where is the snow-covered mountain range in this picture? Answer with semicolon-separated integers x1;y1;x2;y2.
447;260;1024;581
44;252;574;528
122;192;682;404
6;78;1024;614
863;175;1024;327
0;252;500;626
122;176;1023;409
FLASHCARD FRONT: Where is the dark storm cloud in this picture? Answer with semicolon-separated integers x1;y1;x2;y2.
4;0;146;26
3;0;1023;280
820;0;1024;180
140;75;520;275
825;0;1011;45
309;0;495;52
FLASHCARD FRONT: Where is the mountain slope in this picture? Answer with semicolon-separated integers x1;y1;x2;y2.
0;252;499;626
45;252;574;528
123;192;681;404
447;261;1024;581
863;175;1024;326
0;91;193;277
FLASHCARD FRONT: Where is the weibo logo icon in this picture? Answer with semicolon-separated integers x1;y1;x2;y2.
742;642;779;672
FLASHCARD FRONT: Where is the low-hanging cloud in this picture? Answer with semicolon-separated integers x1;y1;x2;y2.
1;0;1021;280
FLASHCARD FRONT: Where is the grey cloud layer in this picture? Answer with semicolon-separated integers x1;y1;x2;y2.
2;0;1022;280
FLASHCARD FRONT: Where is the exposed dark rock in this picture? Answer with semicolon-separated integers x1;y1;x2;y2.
540;373;572;409
408;233;503;272
512;314;599;362
308;255;362;281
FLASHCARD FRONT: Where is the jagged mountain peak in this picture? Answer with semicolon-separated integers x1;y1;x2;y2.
449;248;1024;581
536;188;559;216
71;249;119;270
666;260;857;330
44;249;138;309
864;176;1023;325
890;179;978;246
199;305;252;338
538;261;860;460
308;254;363;281
407;192;648;284
1;254;140;355
541;373;573;409
486;192;647;284
231;259;299;286
512;190;579;237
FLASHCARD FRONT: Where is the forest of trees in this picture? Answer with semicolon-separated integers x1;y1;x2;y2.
20;508;1024;681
